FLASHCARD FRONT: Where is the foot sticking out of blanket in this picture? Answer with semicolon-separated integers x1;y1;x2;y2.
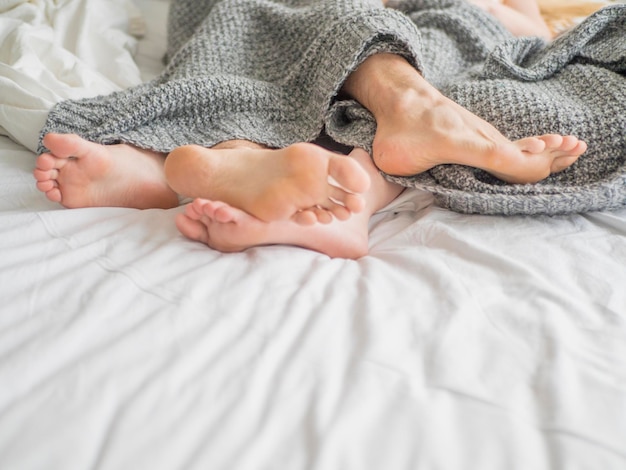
174;148;404;259
34;133;179;209
164;142;372;226
343;53;586;184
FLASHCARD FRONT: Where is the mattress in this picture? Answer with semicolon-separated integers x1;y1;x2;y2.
0;1;625;469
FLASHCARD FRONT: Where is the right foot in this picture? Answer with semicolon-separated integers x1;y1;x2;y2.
372;94;587;184
164;142;372;225
343;53;585;184
34;133;179;209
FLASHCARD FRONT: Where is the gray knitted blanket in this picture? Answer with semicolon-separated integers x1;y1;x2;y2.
39;0;626;215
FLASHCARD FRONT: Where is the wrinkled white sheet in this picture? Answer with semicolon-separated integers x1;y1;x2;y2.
0;2;625;470
0;0;143;151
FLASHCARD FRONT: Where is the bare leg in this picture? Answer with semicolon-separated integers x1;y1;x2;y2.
468;0;553;39
342;53;586;183
164;141;371;225
175;148;404;259
34;133;179;209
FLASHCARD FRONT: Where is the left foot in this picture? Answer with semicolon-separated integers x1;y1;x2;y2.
372;94;587;184
485;134;587;184
343;54;585;184
175;198;370;259
34;133;179;209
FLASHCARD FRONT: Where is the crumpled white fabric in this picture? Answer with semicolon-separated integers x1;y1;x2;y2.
0;0;144;152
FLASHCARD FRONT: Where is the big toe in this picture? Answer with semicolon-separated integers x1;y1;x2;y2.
42;133;91;159
551;155;580;173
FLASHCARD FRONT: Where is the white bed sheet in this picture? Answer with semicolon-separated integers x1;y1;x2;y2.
1;1;625;469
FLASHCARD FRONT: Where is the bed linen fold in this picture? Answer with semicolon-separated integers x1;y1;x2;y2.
0;0;143;152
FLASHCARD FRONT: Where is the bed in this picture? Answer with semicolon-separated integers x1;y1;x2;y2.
1;1;625;469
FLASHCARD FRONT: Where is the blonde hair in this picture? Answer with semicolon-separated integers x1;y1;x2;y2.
538;0;610;35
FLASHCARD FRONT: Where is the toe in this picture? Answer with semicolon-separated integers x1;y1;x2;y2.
42;133;90;159
574;140;587;155
35;153;62;171
292;210;318;226
187;199;208;220
538;134;564;150
319;197;351;221
213;203;240;224
551;155;579;173
36;180;56;192
45;188;63;203
560;135;579;152
328;154;371;194
328;187;366;215
342;193;366;214
175;213;209;243
517;136;546;154
33;168;58;182
311;207;334;224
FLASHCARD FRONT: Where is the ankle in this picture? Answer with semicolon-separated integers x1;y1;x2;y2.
344;54;441;119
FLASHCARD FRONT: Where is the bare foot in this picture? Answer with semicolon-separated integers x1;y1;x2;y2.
176;199;370;258
164;142;372;225
468;0;553;40
372;94;587;183
34;133;179;209
343;53;585;184
175;148;404;259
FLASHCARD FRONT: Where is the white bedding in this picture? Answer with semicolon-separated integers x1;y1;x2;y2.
1;1;625;469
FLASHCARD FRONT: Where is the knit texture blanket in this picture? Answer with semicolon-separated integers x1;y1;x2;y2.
39;0;626;215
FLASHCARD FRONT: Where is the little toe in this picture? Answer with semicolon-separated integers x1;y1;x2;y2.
293;206;336;225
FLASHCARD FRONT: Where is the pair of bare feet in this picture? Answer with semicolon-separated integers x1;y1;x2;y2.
33;118;585;260
33;3;585;259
